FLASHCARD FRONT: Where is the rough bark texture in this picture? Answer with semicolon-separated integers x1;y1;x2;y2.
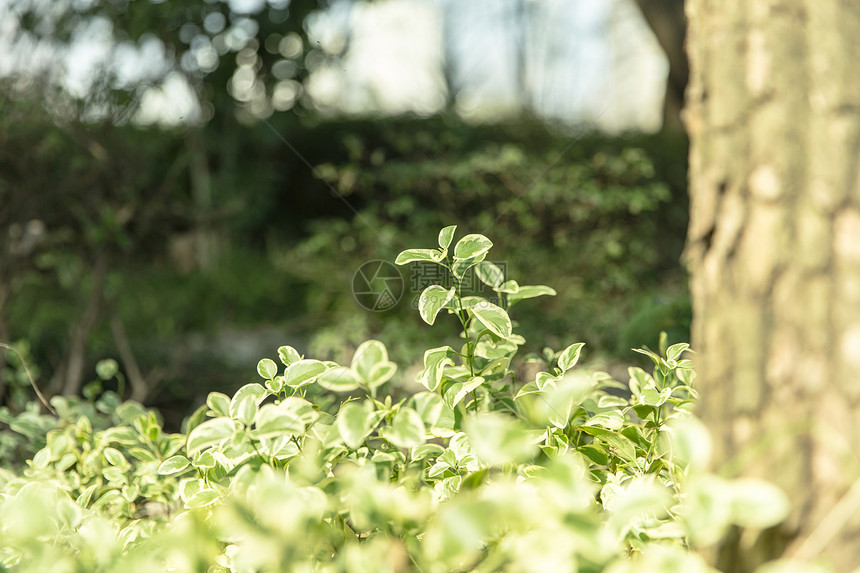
685;1;860;571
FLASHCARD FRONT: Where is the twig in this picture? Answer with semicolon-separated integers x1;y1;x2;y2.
0;342;57;415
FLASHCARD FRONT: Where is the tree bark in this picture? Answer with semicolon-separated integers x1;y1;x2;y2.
685;1;860;571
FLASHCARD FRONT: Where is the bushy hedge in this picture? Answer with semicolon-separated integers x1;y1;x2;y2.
0;228;819;572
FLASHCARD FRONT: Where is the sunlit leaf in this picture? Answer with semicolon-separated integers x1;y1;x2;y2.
395;248;442;265
508;285;557;305
157;455;191;475
438;225;457;250
418;346;455;392
475;261;504;288
278;345;302;366
257;358;278;380
557;342;586;372
453;233;492;260
336;401;375;449
317;366;362;392
469;301;512;339
284;359;328;388
419;285;456;325
381;407;426;449
351;340;388;381
187;417;236;455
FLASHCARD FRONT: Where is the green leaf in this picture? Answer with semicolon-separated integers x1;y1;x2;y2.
127;447;157;462
557;342;586;372
257;358;278;380
514;381;541;398
157;455;191;475
317;367;362;392
229;384;267;420
95;358;119;380
382;407;426;449
395;248;442;265
278;345;302;366
367;361;397;389
419;285;456;325
438;225;457;250
508;285;557;305
351;340;388;381
584;411;624;431
469;301;512;339
206;392;231;417
474;261;504;288
496;280;519;294
234;394;259;426
730;479;790;529
442;377;484;410
253;403;306;439
666;342;690;363
419;346;455;392
451;252;486;280
187;417;236;455
336;401;375;449
453;233;492;260
284;359;328;388
579;426;638;462
465;413;538;465
185;488;220;509
103;447;128;469
579;444;609;466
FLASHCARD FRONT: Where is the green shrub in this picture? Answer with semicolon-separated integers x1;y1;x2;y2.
0;227;811;572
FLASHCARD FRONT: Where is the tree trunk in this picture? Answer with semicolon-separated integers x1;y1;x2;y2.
685;2;860;571
631;0;687;131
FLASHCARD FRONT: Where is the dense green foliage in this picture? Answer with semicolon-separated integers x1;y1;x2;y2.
0;228;817;572
1;98;690;422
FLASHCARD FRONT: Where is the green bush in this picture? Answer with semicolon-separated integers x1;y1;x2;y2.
0;227;812;572
277;123;689;364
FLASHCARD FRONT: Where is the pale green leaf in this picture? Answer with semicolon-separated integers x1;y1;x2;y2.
157;455;191;475
278;345;302;366
253;403;306;439
234;394;259;426
475;261;504;288
257;358;278;380
419;285;456;325
284;359;328;388
395;248;442;265
185;488;220;509
382;407;426;449
229;384;267;420
465;413;538;465
453;233;492;260
351;340;388;381
557;342;586;372
438;225;457;250
336;401;375;449
187;417;236;455
206;392;231;417
580;426;637;462
469;301;512;339
103;447;128;469
730;479;790;529
317;367;362;392
418;346;455;392
367;361;397;389
451;252;486;280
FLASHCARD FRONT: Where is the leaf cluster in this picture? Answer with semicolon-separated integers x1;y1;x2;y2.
0;228;804;572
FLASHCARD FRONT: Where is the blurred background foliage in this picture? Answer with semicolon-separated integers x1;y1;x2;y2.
0;0;690;430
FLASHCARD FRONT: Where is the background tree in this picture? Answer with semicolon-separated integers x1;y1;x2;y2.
685;2;860;570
